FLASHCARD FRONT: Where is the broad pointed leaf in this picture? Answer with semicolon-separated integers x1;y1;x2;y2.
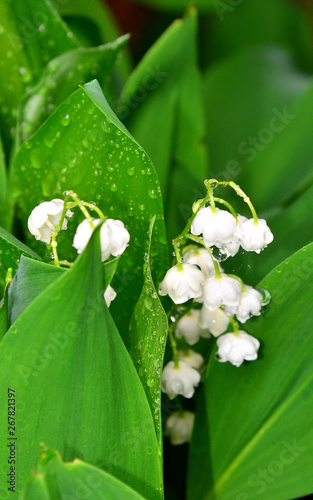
17;36;129;143
0;224;163;498
188;243;313;500
19;447;146;499
130;216;168;444
0;0;77;155
0;227;41;290
11;79;167;335
7;254;118;326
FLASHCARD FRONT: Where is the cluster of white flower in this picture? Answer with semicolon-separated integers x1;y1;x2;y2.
160;180;273;408
27;196;130;308
191;207;273;256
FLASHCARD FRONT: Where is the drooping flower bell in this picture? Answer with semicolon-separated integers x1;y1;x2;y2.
178;349;204;370
225;285;263;323
236;218;273;253
161;360;201;399
183;247;222;276
159;264;205;304
191;206;236;248
73;218;130;262
198;306;230;337
216;331;260;367
164;411;195;445
175;309;209;345
28;199;73;244
202;274;242;311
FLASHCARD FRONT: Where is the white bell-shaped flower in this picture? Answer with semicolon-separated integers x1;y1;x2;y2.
175;309;209;345
161;360;201;399
159;264;205;304
215;215;247;257
237;218;273;253
191;206;236;247
104;285;116;307
73;218;130;262
164;411;195;445
178;349;204;370
183;247;222;276
225;285;263;323
216;331;260;367
28;199;73;244
202;274;242;311
199;306;230;337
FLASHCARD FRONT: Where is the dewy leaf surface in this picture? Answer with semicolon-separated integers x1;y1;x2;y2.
130;216;168;445
17;36;129;143
188;243;313;500
11;79;167;335
119;7;207;239
0;0;77;155
0;224;163;499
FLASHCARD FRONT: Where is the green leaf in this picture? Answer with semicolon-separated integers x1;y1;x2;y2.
0;280;9;341
118;7;208;239
11;79;167;335
19;447;146;499
17;36;129;144
18;474;50;500
201;0;311;70
0;226;41;290
7;257;65;326
7;254;118;327
0;0;77;156
0;133;8;228
188;243;313;500
56;0;131;84
203;46;311;208
241;81;313;211
129;216;168;444
0;224;163;498
232;184;313;286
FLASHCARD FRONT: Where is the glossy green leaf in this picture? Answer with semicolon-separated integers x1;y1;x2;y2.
203;46;311;208
0;227;41;290
7;254;118;326
19;447;146;499
130;216;168;444
0;224;163;498
17;36;129;143
7;257;64;326
11;79;167;335
241;81;313;211
0;0;77;156
118;7;208;239
188;243;313;500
